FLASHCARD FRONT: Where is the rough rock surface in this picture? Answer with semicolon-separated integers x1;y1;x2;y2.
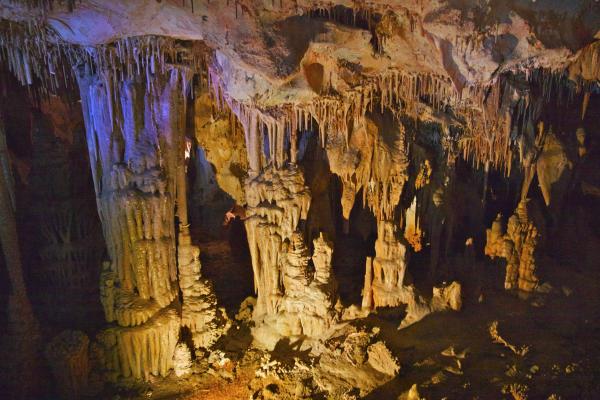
313;330;400;397
485;200;540;292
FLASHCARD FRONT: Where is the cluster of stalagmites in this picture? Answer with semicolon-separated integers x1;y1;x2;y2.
244;166;311;318
485;200;540;292
244;165;342;348
253;231;340;350
361;220;462;328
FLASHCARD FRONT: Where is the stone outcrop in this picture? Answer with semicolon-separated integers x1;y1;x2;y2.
313;330;400;397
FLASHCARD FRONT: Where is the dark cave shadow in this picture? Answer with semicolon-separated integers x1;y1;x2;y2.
215;322;254;360
270;337;311;368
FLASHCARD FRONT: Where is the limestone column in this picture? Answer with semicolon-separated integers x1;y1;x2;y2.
76;64;188;380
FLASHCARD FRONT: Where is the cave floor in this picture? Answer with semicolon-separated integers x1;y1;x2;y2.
102;257;600;400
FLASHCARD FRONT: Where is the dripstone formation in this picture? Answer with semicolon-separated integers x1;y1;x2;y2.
0;1;599;398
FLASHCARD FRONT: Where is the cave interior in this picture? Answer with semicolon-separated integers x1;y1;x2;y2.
0;1;600;399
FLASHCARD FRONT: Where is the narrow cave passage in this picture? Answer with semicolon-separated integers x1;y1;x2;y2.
332;186;376;307
186;142;254;316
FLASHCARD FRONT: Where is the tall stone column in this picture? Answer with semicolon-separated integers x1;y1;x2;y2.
76;64;187;380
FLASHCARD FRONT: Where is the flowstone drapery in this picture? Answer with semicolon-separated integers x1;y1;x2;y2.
28;108;103;325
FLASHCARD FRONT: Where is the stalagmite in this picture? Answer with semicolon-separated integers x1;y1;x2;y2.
404;196;423;252
179;232;230;350
485;201;540;292
369;220;409;308
172;343;193;377
363;220;462;327
361;257;374;311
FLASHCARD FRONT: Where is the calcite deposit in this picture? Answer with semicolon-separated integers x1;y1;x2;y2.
252;232;340;349
485;200;540;292
0;0;599;398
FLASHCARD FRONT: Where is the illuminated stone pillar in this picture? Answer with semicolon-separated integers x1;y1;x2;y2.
76;64;188;380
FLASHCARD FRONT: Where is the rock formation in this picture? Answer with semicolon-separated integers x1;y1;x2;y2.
244;165;311;318
172;343;193;378
361;218;461;327
253;232;339;349
485;201;540;292
0;0;599;398
179;232;230;350
75;48;225;380
28;106;103;325
314;330;400;397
